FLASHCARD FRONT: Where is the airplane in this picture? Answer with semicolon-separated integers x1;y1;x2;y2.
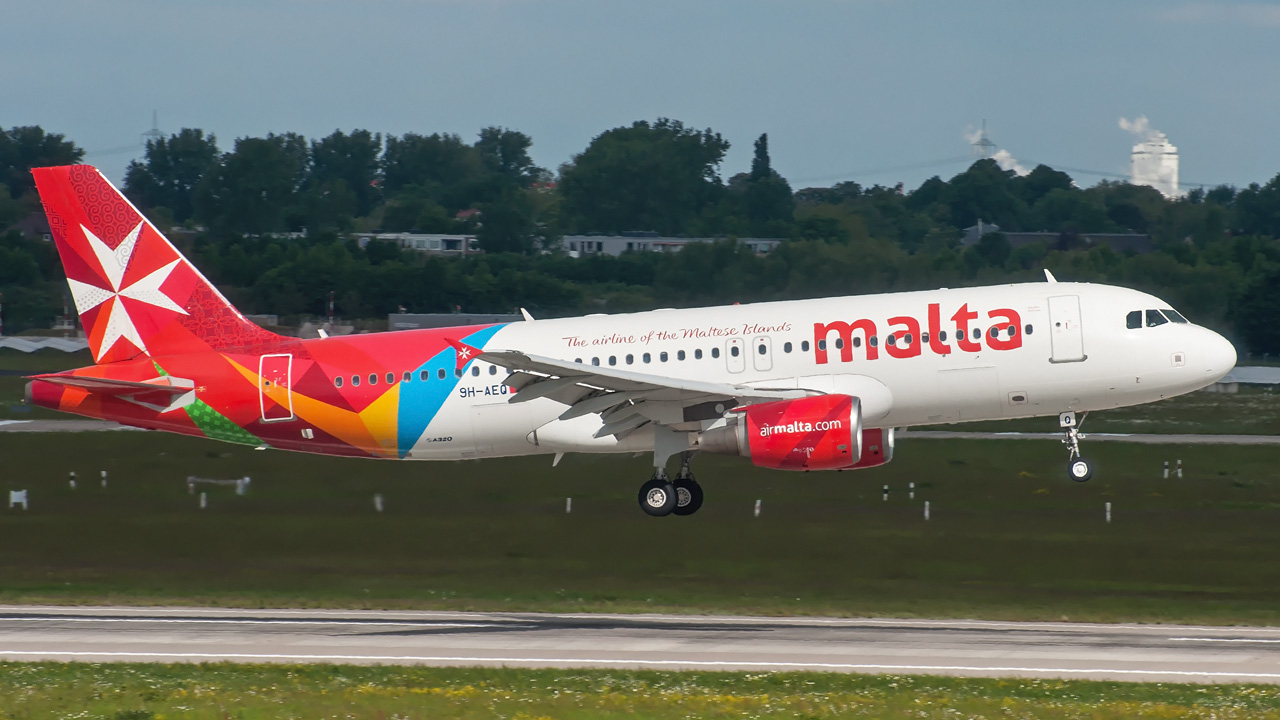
25;165;1237;516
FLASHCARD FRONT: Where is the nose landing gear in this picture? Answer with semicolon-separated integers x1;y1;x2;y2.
1060;411;1093;482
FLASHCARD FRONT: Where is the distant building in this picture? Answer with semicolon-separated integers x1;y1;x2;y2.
355;233;480;255
388;313;522;331
964;222;1154;254
559;232;783;258
1131;132;1180;198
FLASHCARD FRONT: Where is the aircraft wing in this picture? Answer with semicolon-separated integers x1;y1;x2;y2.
475;348;810;438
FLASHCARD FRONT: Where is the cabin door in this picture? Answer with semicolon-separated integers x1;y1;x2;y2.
259;353;294;422
1048;295;1086;363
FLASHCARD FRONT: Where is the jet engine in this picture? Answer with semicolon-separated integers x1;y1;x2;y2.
699;394;864;470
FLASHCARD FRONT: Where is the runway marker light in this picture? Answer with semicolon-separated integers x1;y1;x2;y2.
754;499;761;517
199;492;207;510
882;485;889;502
373;494;384;513
69;471;76;490
1163;461;1169;479
924;500;930;521
1176;459;1183;478
566;497;572;514
100;470;107;488
8;490;28;510
909;481;915;500
1106;501;1112;523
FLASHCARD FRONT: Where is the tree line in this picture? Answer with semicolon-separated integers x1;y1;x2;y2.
3;122;1280;354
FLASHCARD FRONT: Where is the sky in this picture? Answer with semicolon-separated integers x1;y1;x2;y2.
5;0;1280;192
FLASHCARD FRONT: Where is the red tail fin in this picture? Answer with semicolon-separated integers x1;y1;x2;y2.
32;165;280;363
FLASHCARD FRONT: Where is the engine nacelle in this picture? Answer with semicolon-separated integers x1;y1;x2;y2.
848;427;895;469
699;394;863;470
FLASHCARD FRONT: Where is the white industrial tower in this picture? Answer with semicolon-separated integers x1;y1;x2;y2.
1130;132;1179;198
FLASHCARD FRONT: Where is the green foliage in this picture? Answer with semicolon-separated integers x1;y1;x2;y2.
559;118;730;234
0;126;83;199
123;128;220;224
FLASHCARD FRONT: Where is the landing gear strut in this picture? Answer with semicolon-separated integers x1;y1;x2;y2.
1060;411;1093;482
671;453;703;517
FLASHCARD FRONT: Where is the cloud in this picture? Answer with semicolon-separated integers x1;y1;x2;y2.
1119;115;1164;142
1156;3;1280;26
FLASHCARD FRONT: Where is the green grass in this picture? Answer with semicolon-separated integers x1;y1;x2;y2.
2;662;1278;719
3;431;1280;623
0;349;93;421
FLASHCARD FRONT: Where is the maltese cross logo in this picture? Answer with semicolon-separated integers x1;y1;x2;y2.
67;222;188;362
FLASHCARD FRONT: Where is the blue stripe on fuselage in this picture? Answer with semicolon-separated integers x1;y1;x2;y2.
396;324;506;457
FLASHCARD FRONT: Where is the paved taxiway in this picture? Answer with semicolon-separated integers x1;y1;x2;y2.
2;606;1279;683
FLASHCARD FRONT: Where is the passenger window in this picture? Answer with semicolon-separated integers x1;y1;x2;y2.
1164;309;1189;324
574;358;582;364
801;340;810;352
334;376;343;388
592;357;600;366
1146;309;1168;327
730;345;740;357
660;352;668;362
758;343;766;355
818;339;827;351
643;352;651;363
886;334;896;346
989;327;998;338
835;338;844;349
922;332;929;343
403;371;412;383
869;336;878;347
1007;325;1016;336
939;331;948;342
852;337;862;348
784;342;793;353
695;349;703;359
904;333;914;345
471;366;480;376
712;347;721;358
608;356;617;366
369;373;378;385
489;365;497;375
1126;310;1142;329
455;368;463;377
678;350;686;360
972;327;981;340
625;354;634;365
419;370;429;381
384;372;393;384
1025;325;1033;335
352;375;360;387
437;368;446;380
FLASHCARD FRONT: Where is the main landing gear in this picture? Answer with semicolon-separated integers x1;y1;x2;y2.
1060;411;1093;482
637;453;703;517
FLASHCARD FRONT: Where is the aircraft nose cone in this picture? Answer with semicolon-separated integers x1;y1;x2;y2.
1202;329;1237;381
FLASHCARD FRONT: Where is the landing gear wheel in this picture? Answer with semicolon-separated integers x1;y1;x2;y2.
671;476;703;516
1068;457;1093;483
638;476;677;517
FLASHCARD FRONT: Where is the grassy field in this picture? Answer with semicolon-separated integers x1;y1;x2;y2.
3;429;1280;623
2;662;1279;719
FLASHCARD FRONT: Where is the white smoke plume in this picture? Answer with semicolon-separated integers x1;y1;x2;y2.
963;124;1029;176
1119;115;1160;141
992;149;1028;176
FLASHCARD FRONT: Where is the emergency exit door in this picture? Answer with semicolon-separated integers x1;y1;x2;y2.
259;353;294;421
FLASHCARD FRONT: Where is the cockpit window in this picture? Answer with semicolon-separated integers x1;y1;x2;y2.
1163;309;1189;324
1126;310;1142;329
1145;309;1168;327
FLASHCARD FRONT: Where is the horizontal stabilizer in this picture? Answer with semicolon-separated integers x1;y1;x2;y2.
27;373;195;396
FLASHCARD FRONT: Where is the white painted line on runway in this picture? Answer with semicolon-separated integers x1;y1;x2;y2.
1;650;1278;680
0;617;519;629
1172;637;1280;644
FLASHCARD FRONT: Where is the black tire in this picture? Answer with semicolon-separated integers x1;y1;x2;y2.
1068;457;1093;483
638;477;677;516
671;477;704;516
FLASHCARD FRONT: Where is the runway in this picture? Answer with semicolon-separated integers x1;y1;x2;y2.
2;606;1280;683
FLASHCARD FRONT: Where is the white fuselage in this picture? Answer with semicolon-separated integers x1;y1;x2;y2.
406;281;1236;460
